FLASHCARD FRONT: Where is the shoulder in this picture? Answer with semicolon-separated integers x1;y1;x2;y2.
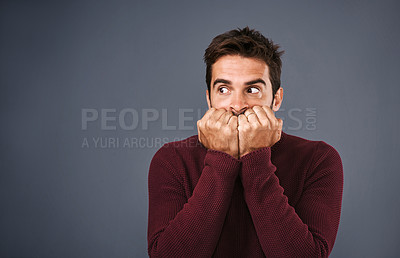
149;135;206;186
150;135;205;168
153;135;203;157
280;132;343;173
280;132;340;157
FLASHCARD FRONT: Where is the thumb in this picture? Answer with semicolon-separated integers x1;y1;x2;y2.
197;120;202;143
277;118;283;129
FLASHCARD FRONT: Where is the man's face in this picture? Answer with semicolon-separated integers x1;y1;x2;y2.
207;55;282;115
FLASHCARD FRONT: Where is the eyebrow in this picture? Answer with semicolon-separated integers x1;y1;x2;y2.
213;79;231;88
213;78;267;88
245;79;266;86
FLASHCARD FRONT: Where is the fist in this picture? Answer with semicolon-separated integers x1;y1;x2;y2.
238;106;283;158
197;108;239;159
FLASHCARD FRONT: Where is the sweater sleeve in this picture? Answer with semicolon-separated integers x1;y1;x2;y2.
240;142;343;257
147;145;241;257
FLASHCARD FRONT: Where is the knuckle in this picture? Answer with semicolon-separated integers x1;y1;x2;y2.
223;127;231;135
253;106;261;112
250;123;257;129
260;120;268;126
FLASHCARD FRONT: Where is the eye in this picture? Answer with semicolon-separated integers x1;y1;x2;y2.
218;87;229;94
247;87;260;94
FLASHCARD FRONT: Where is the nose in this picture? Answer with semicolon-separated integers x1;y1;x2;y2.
230;93;248;115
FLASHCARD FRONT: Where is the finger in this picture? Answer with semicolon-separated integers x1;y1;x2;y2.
247;113;259;124
261;106;277;126
237;114;249;128
197;124;203;143
244;108;260;125
203;109;225;129
252;106;269;125
227;115;238;129
198;134;202;143
198;130;202;143
201;107;217;122
220;111;234;124
244;108;254;117
277;118;283;130
276;118;283;137
210;108;226;122
197;120;206;144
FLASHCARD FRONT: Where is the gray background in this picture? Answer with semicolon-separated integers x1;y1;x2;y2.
1;0;399;257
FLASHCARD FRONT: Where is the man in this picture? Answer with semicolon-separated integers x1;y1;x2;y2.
147;27;343;257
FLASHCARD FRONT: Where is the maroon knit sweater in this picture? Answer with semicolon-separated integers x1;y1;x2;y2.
148;132;343;257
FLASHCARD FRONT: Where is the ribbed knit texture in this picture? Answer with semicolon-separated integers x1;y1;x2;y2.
148;132;343;257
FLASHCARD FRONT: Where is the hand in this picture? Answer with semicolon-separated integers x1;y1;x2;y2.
197;108;239;159
238;106;283;158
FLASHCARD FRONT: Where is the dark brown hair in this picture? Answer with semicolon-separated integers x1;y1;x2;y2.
204;26;284;96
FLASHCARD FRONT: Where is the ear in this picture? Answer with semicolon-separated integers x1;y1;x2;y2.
272;88;283;112
206;90;211;109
